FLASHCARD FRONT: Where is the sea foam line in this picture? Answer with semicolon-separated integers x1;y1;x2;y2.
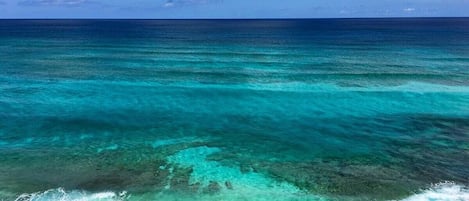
13;188;127;201
400;182;469;201
10;182;468;201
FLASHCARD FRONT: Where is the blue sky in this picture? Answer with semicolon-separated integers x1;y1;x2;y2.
0;0;468;18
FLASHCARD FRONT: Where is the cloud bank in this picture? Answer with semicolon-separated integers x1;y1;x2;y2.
18;0;88;6
163;0;219;8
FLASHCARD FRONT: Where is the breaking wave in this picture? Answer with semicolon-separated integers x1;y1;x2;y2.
13;188;127;201
401;182;469;201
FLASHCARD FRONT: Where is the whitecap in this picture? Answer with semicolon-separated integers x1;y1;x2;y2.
401;182;469;201
13;188;127;201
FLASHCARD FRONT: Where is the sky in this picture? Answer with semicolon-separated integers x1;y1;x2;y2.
0;0;468;19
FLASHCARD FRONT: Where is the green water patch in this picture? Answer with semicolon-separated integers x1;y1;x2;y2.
165;145;328;200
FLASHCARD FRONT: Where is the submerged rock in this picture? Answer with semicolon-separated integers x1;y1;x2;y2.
205;181;221;194
169;166;193;192
225;181;233;190
189;182;202;193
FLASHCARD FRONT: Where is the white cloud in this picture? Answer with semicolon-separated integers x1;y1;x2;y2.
163;0;175;7
19;0;88;6
162;0;219;8
403;8;416;12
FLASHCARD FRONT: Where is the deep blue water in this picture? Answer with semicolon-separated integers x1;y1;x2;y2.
0;19;468;201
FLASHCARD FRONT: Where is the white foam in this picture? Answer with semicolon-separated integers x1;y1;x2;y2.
401;182;469;201
13;188;127;201
97;144;119;153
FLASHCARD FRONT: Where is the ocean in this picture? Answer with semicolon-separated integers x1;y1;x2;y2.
0;18;468;201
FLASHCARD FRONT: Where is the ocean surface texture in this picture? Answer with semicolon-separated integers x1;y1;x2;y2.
0;19;468;201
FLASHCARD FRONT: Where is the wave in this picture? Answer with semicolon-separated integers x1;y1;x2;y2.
10;182;468;201
13;188;127;201
401;182;469;201
63;80;469;93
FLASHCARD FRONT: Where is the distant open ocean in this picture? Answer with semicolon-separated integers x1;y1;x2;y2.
0;18;468;201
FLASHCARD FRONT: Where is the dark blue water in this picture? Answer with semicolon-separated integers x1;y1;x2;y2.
0;19;468;201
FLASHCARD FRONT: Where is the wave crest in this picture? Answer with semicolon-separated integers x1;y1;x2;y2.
401;182;469;201
14;188;127;201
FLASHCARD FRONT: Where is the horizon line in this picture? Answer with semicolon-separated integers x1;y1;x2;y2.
1;16;468;20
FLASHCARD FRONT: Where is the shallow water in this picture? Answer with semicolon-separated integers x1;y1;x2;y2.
0;19;468;201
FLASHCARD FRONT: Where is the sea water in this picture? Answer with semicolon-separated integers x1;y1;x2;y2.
0;19;468;201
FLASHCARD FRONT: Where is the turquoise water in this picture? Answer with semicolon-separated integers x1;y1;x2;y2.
0;19;468;201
